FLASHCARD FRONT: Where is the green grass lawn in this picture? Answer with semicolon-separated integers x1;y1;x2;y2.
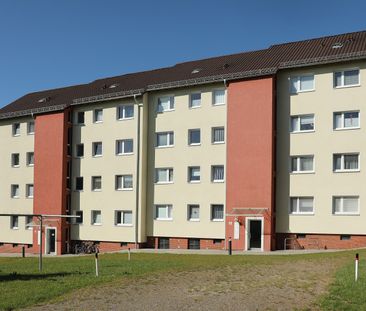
0;250;364;310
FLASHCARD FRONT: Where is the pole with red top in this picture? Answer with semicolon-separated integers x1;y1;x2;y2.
355;253;359;281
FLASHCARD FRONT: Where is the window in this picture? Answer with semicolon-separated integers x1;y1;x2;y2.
155;205;172;220
213;90;225;106
10;216;19;229
92;176;102;191
25;216;33;230
94;109;103;123
75;211;83;224
26;152;34;166
27;121;35;134
333;196;359;215
117;105;134;120
340;235;351;241
11;184;19;198
290;75;314;93
211;204;224;221
212;127;225;144
115;211;133;225
12;123;20;136
156;132;174;147
333;153;359;172
188;166;200;183
116;175;133;190
76;111;85;124
290;115;314;132
92;142;103;157
157;96;174;112
190;93;201;108
116;139;133;155
11;153;20;167
188;129;201;145
334;69;360;88
212;165;224;182
188;239;200;249
91;210;102;225
158;238;170;249
290;156;314;173
290;197;314;214
155;168;173;183
75;177;83;191
188;204;200;221
334;111;359;130
26;184;34;198
76;144;84;157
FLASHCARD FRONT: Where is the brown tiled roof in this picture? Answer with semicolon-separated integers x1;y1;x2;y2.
1;30;366;119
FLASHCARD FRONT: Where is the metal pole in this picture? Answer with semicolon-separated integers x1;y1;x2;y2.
39;216;43;272
22;246;25;258
355;253;359;281
95;251;99;277
228;237;232;255
128;247;131;261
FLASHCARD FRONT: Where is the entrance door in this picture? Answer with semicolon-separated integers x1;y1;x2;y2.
46;228;56;254
249;220;262;250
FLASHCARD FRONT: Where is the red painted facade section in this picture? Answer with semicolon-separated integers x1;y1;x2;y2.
226;77;275;251
33;111;69;255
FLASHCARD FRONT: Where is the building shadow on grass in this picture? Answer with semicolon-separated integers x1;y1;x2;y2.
0;272;78;282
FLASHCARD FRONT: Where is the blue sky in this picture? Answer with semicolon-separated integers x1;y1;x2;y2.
1;0;366;108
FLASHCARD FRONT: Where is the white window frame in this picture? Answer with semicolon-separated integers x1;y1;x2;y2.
26;152;34;166
212;126;225;144
334;68;360;88
115;175;133;190
27;121;35;135
332;196;360;215
290;155;314;174
93;109;103;123
211;204;224;221
289;197;314;215
188;129;201;146
333;111;360;130
11;184;19;198
157;96;175;112
188;166;201;183
289;74;315;94
290;114;315;133
333;153;360;172
12;123;20;136
91;210;102;225
211;165;225;183
156;131;174;148
11;153;20;167
212;89;226;106
92;142;103;157
26;184;34;198
189;93;201;109
91;176;102;191
115;210;133;226
117;104;134;120
154;204;173;221
116;139;134;155
187;204;200;221
155;168;173;184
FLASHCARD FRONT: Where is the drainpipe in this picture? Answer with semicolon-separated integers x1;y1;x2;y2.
133;94;142;249
223;78;228;250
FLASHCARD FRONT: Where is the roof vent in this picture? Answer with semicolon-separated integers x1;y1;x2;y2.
108;83;119;89
332;42;343;49
37;97;50;103
191;68;201;74
223;63;229;69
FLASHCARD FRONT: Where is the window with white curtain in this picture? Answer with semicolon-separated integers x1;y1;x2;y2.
157;96;175;112
212;127;225;143
11;184;19;198
188;204;200;221
211;204;224;220
334;111;359;130
333;196;359;215
190;93;201;108
290;75;314;94
11;153;20;167
188;166;200;182
155;168;173;183
155;205;173;220
12;123;20;136
92;176;102;191
333;153;359;172
27;152;34;166
156;132;174;147
290;115;314;132
93;109;103;123
291;156;314;173
115;210;133;225
116;175;133;190
91;210;102;225
10;216;19;229
117;105;134;120
27;121;35;134
212;165;224;182
213;90;225;105
290;197;314;214
92;142;103;157
116;139;133;155
26;184;34;198
334;69;360;88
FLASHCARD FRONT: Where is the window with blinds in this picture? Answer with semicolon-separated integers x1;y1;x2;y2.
334;69;360;87
333;196;359;215
212;127;225;143
333;153;359;172
212;165;224;182
211;204;224;220
213;90;225;105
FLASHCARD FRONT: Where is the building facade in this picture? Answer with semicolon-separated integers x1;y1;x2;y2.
1;31;366;254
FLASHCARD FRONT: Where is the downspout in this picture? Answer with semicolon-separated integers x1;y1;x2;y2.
134;94;142;249
223;78;228;250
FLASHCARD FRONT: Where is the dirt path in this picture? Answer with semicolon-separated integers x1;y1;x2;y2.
26;259;342;311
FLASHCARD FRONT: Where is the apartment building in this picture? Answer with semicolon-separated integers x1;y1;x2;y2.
1;30;366;254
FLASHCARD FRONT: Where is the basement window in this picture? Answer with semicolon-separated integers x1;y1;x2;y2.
297;234;306;239
340;235;351;240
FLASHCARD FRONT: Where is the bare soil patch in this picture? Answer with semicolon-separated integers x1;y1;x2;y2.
26;258;343;311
